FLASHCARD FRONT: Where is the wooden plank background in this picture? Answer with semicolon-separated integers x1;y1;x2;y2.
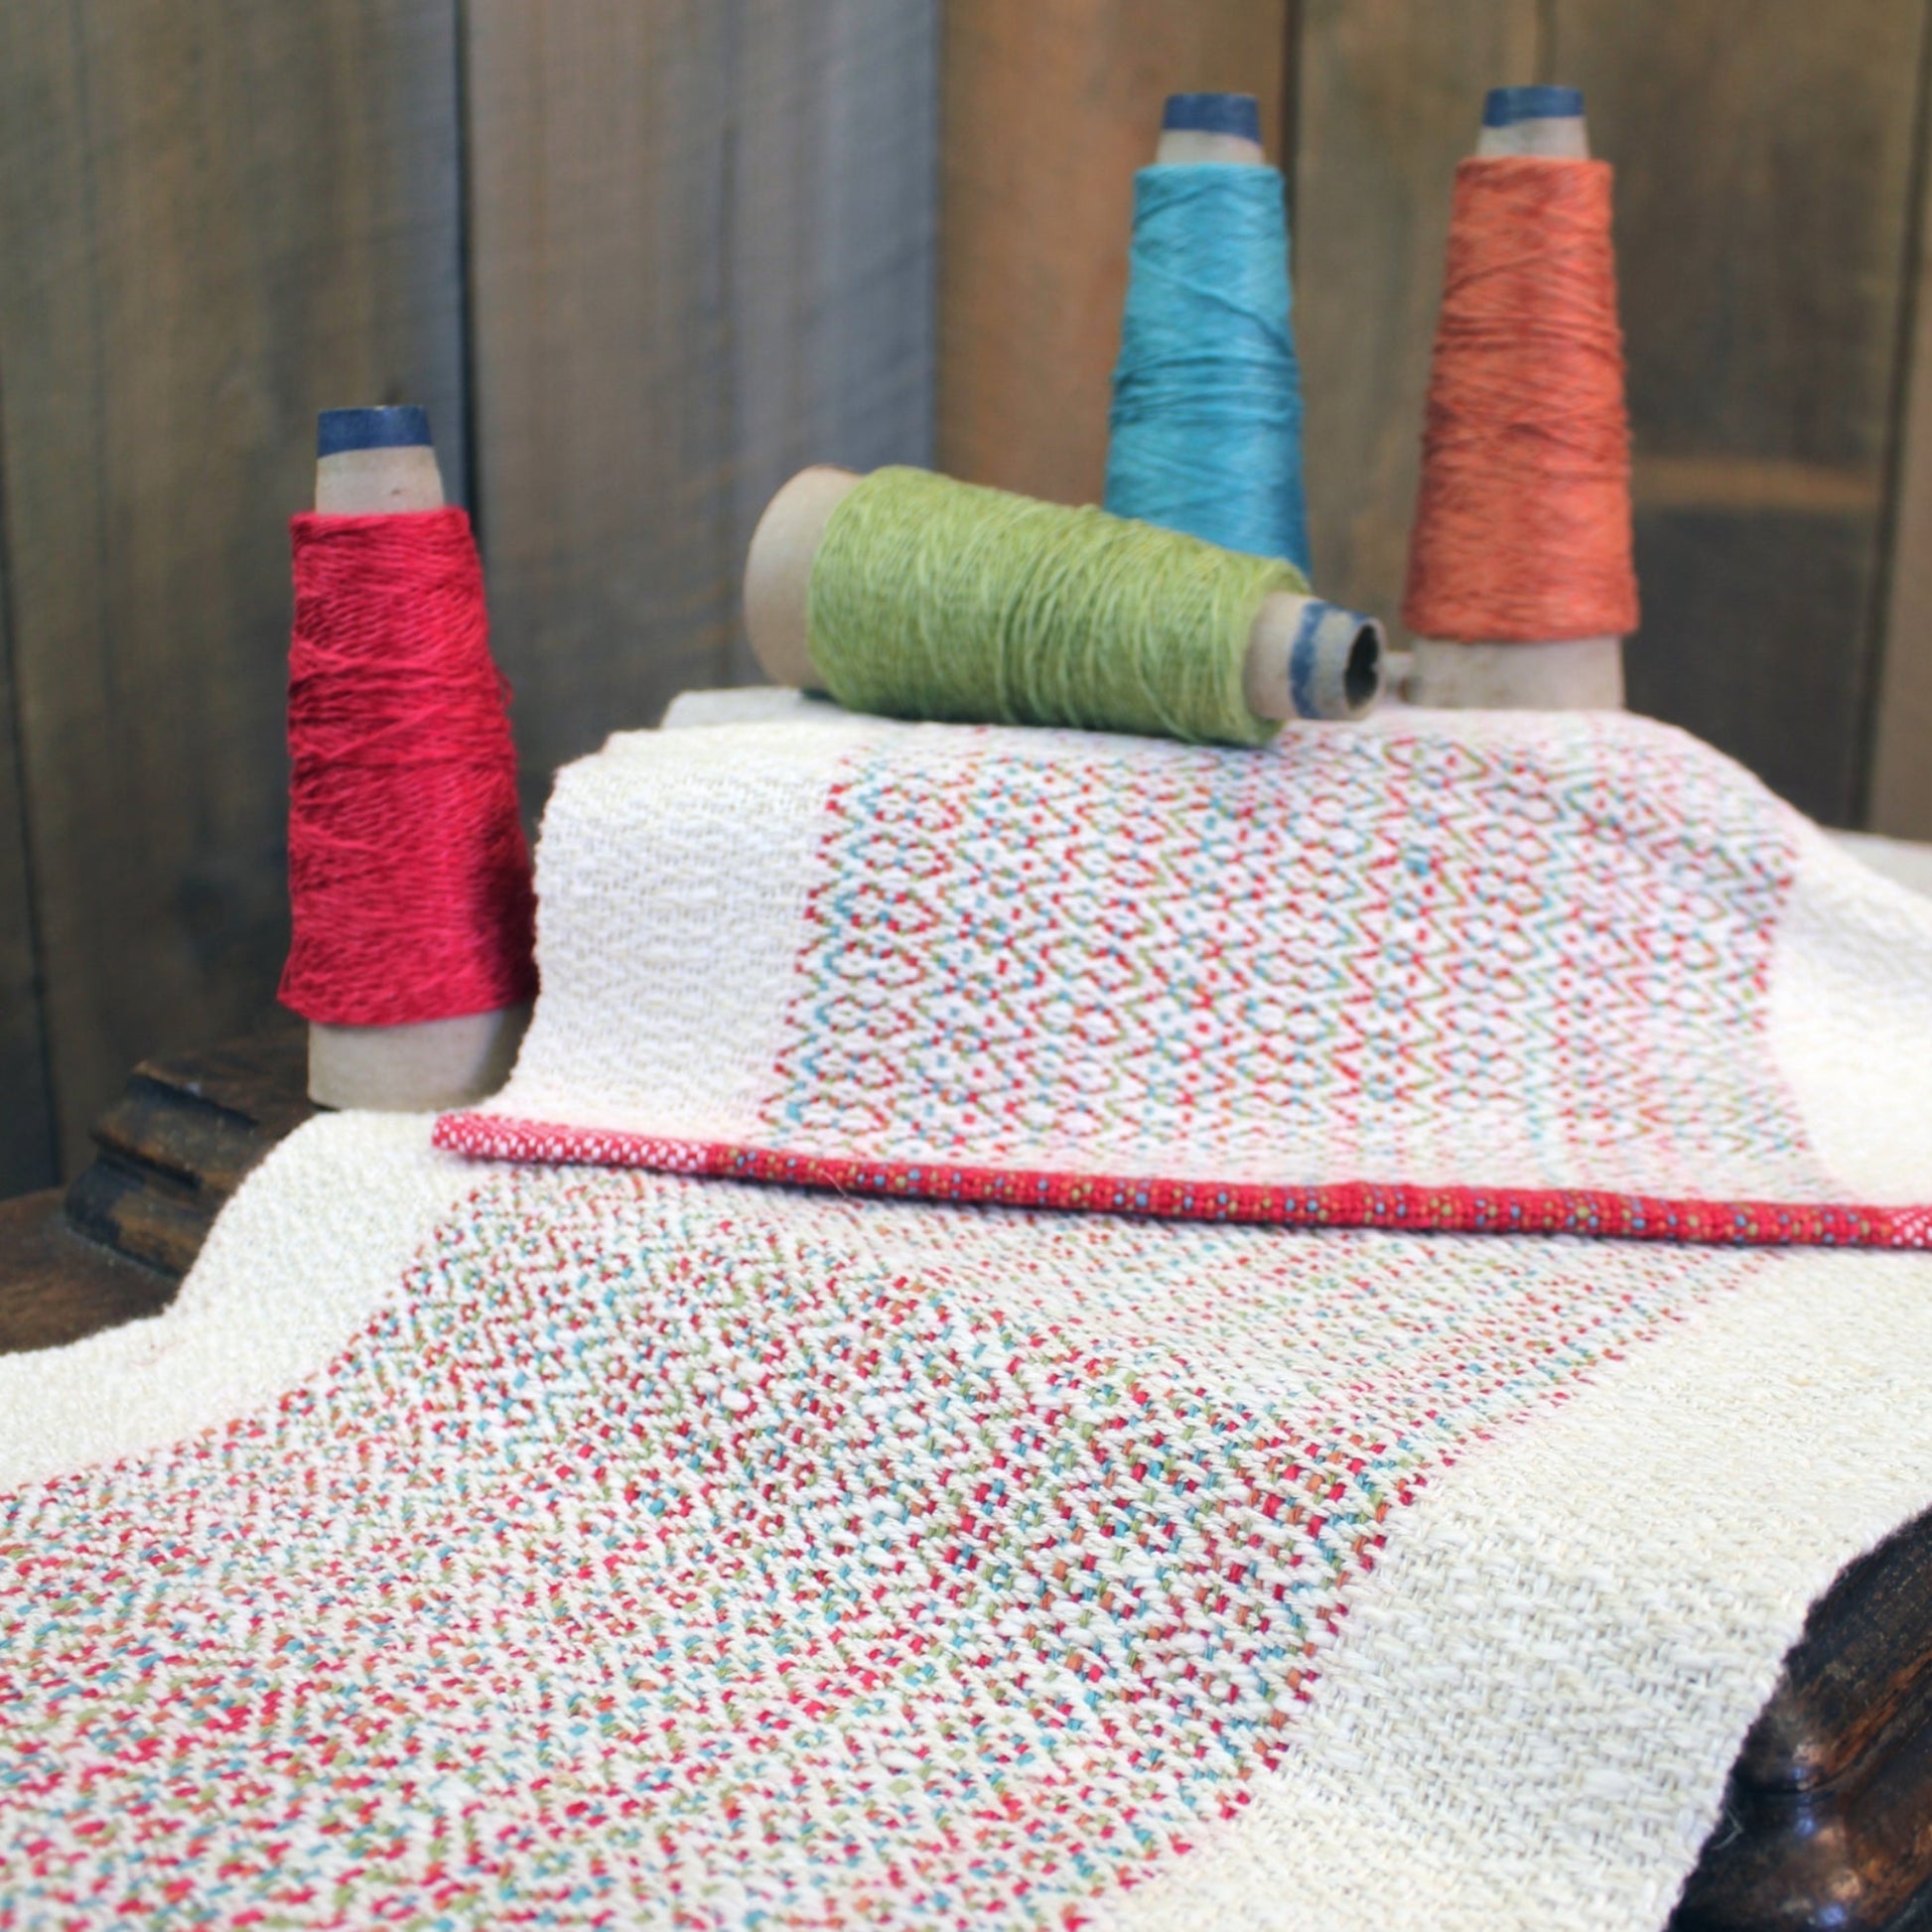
466;1;741;814
0;562;55;1194
938;0;1287;509
1554;0;1928;827
0;0;936;1192
466;0;937;808
0;1;470;1182
1872;28;1932;838
1292;0;1540;626
3;0;1932;1195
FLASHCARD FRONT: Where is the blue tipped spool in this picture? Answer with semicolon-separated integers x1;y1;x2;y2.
1482;85;1585;127
1162;92;1262;143
317;405;431;458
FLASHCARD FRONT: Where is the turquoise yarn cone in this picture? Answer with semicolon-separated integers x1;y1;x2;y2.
1105;163;1311;576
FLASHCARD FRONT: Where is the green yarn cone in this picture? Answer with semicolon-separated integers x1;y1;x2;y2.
807;467;1307;748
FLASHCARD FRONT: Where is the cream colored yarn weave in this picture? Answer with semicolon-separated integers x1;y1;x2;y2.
3;698;1930;1930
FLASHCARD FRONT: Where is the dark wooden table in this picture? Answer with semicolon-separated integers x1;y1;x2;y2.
1;1023;1928;1930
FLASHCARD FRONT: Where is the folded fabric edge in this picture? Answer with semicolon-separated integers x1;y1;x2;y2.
0;1114;488;1490
432;1113;1932;1249
1092;1245;1932;1932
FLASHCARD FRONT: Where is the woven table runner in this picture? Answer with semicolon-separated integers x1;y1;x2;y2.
448;705;1932;1244
4;705;1931;1929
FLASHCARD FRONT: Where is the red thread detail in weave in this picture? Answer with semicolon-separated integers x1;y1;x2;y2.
281;509;537;1028
1403;158;1639;643
432;1114;1932;1252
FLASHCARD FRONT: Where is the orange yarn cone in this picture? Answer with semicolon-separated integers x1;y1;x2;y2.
1405;88;1637;710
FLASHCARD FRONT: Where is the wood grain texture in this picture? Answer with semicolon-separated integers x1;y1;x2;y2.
0;555;56;1199
467;1;938;780
465;2;735;802
7;1017;1932;1925
1676;1683;1932;1931
0;1018;308;1350
1548;0;1927;826
1740;1511;1932;1794
938;0;1287;510
1871;25;1932;841
0;1;467;1174
63;1016;313;1277
726;1;939;682
1289;0;1539;615
0;1189;175;1355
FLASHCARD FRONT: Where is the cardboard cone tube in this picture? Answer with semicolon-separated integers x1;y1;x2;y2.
1409;85;1625;711
305;406;530;1111
743;466;1383;725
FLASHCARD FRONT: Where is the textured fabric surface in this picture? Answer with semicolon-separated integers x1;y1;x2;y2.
5;705;1932;1929
3;1128;1929;1930
445;708;1932;1238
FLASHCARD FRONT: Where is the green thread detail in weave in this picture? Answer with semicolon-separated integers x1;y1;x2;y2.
807;466;1307;747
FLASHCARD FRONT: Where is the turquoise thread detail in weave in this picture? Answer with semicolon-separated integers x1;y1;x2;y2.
1105;164;1310;575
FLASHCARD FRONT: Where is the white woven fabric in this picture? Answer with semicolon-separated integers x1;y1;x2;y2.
1770;821;1932;1197
469;707;1932;1226
0;1113;477;1490
4;703;1931;1930
1101;1247;1932;1931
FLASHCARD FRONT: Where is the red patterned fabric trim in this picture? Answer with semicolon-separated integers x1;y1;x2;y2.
433;1114;1932;1250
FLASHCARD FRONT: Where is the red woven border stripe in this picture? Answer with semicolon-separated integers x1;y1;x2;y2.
433;1114;1932;1250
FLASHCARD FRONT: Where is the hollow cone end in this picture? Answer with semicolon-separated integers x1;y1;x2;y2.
1156;92;1264;165
1163;92;1262;141
1154;127;1266;165
1408;637;1623;710
1246;596;1386;722
744;466;862;688
1482;85;1584;127
315;444;446;514
308;1009;528;1111
318;405;431;456
1475;84;1589;158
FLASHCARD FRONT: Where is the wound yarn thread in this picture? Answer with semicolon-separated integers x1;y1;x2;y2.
808;466;1306;748
1403;157;1638;642
282;508;538;1028
1105;165;1311;574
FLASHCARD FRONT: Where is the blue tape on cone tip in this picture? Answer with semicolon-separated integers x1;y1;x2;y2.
1288;600;1331;719
317;406;432;458
1482;85;1584;126
1162;92;1262;142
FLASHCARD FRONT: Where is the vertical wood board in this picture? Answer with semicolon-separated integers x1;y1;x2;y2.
467;1;939;780
1289;0;1540;616
466;2;736;807
1871;19;1932;841
1550;0;1925;823
0;568;55;1198
726;0;939;682
0;0;467;1171
938;0;1287;510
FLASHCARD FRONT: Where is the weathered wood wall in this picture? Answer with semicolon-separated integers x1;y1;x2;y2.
0;569;54;1194
0;0;937;1194
0;2;470;1187
467;0;937;810
1291;2;1539;642
1873;32;1932;839
940;1;1287;510
1555;1;1926;828
4;2;1930;1197
941;0;1932;831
